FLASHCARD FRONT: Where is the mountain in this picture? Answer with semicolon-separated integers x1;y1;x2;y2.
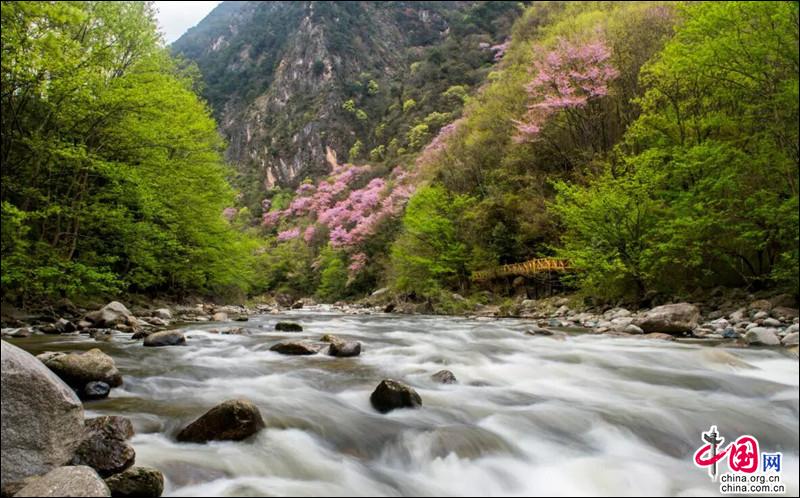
172;1;521;212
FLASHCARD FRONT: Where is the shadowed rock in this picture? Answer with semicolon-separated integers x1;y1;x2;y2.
270;341;319;355
370;379;422;414
176;399;265;443
275;321;303;332
104;466;164;498
72;416;135;478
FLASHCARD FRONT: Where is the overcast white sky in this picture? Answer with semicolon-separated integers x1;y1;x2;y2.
154;1;223;44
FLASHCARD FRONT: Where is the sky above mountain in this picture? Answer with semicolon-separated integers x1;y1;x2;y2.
154;1;222;43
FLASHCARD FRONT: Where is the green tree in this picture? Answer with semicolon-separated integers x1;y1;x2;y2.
390;186;474;298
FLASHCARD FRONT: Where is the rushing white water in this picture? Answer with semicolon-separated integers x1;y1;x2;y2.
16;311;800;496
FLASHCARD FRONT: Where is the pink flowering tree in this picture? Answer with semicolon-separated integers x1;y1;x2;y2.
262;156;418;275
514;35;619;143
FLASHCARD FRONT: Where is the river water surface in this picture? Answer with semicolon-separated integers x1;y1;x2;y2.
11;311;800;496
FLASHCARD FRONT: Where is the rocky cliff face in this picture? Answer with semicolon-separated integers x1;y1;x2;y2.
173;1;520;212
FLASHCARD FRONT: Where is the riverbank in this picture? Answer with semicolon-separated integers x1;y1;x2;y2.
3;289;798;354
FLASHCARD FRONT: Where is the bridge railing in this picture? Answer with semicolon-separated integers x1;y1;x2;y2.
471;258;570;281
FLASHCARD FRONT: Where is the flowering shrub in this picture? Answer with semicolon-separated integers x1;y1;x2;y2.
262;156;418;274
514;36;618;142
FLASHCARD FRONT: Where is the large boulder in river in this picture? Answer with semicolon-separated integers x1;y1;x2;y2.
1;341;85;495
13;466;110;497
634;303;700;334
104;466;164;498
72;416;135;478
42;348;123;389
85;302;133;328
270;341;319;355
370;379;422;414
143;330;185;347
176;399;265;443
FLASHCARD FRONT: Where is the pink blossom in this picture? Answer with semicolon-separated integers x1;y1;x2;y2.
262;210;283;227
303;225;317;243
222;207;238;220
348;252;368;273
277;227;300;241
514;35;618;142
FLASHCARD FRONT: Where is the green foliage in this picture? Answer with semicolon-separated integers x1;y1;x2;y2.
390;186;475;298
402;99;417;113
406;124;431;150
1;1;260;303
553;1;799;299
315;249;349;302
342;99;357;113
348;140;364;161
366;79;379;96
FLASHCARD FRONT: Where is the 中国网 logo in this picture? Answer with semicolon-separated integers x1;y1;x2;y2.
693;425;785;494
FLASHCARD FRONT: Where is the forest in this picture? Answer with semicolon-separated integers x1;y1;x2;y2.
1;1;798;309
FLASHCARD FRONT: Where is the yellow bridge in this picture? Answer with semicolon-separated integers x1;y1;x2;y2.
471;258;570;282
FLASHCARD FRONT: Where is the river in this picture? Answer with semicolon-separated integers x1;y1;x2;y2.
10;311;800;496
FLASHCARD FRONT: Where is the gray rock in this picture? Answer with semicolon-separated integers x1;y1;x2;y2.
753;310;769;320
143;330;185;347
722;328;739;339
72;416;135;478
781;332;799;347
431;370;457;384
641;333;676;341
771;306;799;320
634;303;700;334
623;324;644;334
85;302;133;328
749;299;772;311
269;341;318;355
233;315;249;322
104;466;164;498
1;327;32;338
291;301;304;309
729;308;748;322
211;312;228;321
41;348;122;388
82;382;111;401
275;322;303;332
54;318;76;334
371;287;389;297
76;320;93;331
785;323;800;335
328;341;361;357
744;327;781;346
1;341;85;494
370;379;422;413
762;317;782;327
152;308;172;320
13;466;110;497
176;399;265;443
144;317;169;327
524;326;557;336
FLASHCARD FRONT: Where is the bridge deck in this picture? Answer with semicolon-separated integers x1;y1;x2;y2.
471;258;570;281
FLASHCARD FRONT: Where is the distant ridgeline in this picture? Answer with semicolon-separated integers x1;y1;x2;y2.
171;1;522;212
